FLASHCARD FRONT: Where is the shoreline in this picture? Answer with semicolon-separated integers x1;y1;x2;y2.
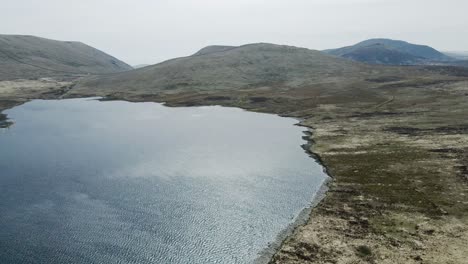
255;129;332;264
255;176;331;264
253;124;337;263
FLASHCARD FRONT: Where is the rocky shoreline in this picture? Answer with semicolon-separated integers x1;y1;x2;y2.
255;149;331;264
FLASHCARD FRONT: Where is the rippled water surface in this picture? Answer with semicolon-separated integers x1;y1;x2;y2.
0;98;326;264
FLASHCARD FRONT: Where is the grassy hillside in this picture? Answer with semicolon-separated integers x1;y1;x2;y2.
73;43;399;96
0;35;132;80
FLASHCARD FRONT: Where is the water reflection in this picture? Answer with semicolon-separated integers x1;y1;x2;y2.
0;113;13;128
0;98;326;264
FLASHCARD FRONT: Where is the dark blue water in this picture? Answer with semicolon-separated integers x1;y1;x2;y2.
0;98;326;264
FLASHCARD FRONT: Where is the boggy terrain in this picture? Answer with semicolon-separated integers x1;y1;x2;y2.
72;72;468;263
1;43;468;263
267;80;468;263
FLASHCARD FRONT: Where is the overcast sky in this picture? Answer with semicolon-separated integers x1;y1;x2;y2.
1;0;467;65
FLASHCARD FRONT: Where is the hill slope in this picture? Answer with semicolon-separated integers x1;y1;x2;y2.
73;43;376;95
0;35;132;80
325;38;454;65
192;45;237;56
330;43;424;65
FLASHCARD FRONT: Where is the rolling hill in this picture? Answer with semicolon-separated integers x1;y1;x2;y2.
192;45;237;56
325;38;455;65
0;35;132;80
73;43;379;96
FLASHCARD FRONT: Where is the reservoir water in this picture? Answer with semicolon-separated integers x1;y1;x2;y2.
0;98;326;264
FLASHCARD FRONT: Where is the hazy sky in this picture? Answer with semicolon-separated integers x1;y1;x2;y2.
1;0;467;65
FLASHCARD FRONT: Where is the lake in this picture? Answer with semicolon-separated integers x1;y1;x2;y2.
0;98;326;264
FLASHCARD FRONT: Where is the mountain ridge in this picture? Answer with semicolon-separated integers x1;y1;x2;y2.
72;43;376;95
325;38;455;65
0;34;132;80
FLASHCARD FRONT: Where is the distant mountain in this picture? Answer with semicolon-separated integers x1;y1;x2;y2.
325;38;455;65
73;43;373;95
192;45;237;56
133;64;150;69
444;51;468;60
0;35;132;80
